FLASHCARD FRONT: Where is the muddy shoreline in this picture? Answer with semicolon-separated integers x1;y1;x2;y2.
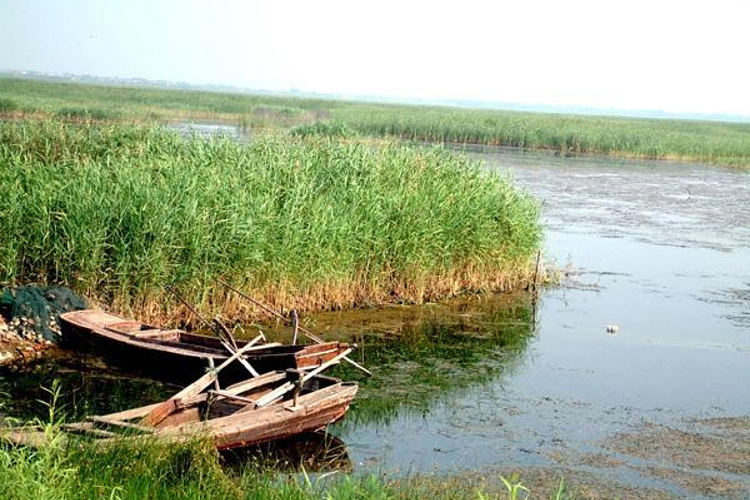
0;315;53;368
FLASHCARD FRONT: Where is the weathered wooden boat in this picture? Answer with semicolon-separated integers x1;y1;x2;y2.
2;367;358;451
60;309;350;382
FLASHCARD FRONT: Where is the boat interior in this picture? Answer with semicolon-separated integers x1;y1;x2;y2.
103;320;303;355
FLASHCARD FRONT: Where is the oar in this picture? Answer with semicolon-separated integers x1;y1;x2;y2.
165;285;259;377
212;316;241;353
165;286;236;348
218;279;372;377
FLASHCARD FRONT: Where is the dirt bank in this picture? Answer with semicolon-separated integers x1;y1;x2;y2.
0;315;52;368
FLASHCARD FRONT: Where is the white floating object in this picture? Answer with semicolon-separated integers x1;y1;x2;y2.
606;324;620;334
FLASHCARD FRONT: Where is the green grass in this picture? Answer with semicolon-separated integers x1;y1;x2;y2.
0;120;540;320
0;419;579;500
3;383;578;500
291;120;358;139
0;97;18;114
55;107;122;122
2;76;749;167
0;77;338;123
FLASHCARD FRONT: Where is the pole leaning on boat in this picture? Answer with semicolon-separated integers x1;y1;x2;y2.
218;279;372;377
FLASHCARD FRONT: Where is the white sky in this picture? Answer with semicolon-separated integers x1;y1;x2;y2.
2;0;749;116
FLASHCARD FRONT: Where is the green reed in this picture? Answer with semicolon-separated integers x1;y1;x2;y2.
0;120;540;320
55;107;122;122
331;105;750;166
0;98;17;114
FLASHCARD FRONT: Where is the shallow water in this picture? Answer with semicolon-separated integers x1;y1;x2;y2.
167;121;248;140
2;147;749;496
330;149;750;495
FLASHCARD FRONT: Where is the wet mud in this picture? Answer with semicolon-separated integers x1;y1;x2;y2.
605;417;750;498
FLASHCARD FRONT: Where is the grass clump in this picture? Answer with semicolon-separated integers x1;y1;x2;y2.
0;120;540;321
0;424;581;500
55;107;121;122
291;121;357;139
331;105;750;166
0;98;18;114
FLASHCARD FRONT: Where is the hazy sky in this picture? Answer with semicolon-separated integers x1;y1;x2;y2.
2;0;749;116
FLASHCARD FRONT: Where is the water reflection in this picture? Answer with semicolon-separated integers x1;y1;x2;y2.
329;292;536;427
167;122;248;141
0;352;178;421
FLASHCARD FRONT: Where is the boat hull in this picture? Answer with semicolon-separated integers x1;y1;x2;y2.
1;374;358;451
60;309;349;384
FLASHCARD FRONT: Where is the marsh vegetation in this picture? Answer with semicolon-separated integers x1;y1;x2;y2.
0;120;540;321
2;77;749;167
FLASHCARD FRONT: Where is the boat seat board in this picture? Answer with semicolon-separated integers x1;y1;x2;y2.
130;329;181;340
104;321;143;333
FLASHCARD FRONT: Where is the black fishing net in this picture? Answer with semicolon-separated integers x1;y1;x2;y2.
0;285;87;342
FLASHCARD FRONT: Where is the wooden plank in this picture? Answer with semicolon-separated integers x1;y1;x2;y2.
155;407;200;429
213;317;239;351
131;329;181;339
104;321;142;332
1;428;54;448
208;389;257;405
139;336;266;427
217;280;372;376
208;358;221;392
89;416;155;434
139;399;178;428
224;371;287;393
210;385;358;448
231;342;282;352
101;402;162;421
63;422;118;438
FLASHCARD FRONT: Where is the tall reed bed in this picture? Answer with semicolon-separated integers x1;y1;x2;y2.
0;77;338;124
0;121;540;321
4;78;750;167
332;106;750;166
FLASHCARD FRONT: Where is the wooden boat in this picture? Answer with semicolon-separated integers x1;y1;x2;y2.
60;309;351;383
1;369;358;451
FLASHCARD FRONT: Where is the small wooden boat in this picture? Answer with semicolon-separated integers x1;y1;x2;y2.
60;309;350;383
1;369;358;451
